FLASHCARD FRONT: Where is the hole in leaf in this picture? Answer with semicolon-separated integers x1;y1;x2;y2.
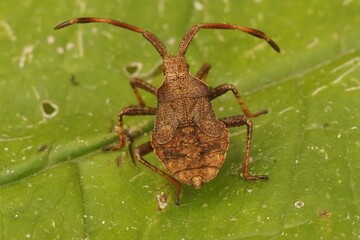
123;62;142;77
41;100;59;118
294;200;305;208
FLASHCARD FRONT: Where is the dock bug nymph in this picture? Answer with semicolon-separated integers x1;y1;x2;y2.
55;18;280;205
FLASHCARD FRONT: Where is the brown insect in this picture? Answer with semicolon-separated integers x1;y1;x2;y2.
54;18;280;205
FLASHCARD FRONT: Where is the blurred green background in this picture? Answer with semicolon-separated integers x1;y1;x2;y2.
1;0;360;239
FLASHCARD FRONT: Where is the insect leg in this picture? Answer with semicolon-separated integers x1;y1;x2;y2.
195;63;211;81
129;77;157;106
135;141;182;205
113;106;157;150
210;84;267;117
220;115;268;181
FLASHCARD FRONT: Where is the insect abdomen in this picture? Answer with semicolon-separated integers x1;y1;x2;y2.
152;124;229;187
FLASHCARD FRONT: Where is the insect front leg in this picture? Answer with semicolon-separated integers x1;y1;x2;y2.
210;84;268;117
135;142;182;205
195;63;211;81
113;106;157;150
220;115;268;181
129;77;157;106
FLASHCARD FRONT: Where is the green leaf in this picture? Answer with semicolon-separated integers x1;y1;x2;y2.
1;0;360;239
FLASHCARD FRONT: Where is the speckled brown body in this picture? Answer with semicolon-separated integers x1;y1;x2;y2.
150;56;231;188
152;119;229;188
55;17;280;204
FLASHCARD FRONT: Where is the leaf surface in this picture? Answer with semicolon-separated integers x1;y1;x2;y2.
1;1;359;239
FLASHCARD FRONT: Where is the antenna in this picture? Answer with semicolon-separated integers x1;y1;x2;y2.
54;17;168;57
178;23;280;55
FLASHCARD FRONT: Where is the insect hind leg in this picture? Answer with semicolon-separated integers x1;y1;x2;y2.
195;63;211;81
135;142;182;205
220;115;268;181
